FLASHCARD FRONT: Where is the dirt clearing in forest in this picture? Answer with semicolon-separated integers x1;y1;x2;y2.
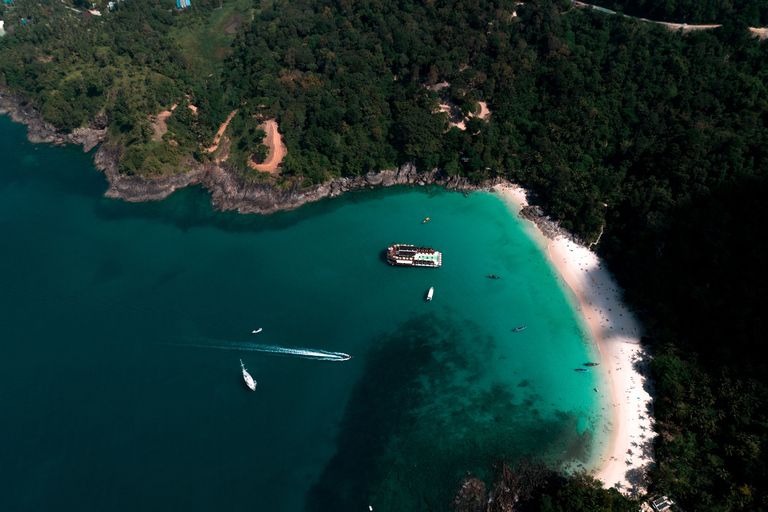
207;109;239;153
248;119;287;174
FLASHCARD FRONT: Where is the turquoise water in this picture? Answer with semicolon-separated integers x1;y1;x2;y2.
0;116;605;510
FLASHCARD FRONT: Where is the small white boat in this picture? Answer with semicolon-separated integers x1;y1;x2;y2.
426;287;434;301
252;328;262;334
240;359;256;391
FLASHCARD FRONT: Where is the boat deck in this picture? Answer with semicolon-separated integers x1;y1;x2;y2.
387;244;442;267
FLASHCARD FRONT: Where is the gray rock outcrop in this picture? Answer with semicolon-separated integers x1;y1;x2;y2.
0;89;107;153
3;87;532;221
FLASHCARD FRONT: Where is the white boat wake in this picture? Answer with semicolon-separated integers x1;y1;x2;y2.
170;338;352;361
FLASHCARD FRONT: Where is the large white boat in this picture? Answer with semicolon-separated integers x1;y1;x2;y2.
426;287;434;301
386;244;442;267
240;359;256;391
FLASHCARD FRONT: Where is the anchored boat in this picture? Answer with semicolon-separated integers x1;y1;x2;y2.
386;244;442;268
240;359;256;391
512;325;527;332
426;287;434;301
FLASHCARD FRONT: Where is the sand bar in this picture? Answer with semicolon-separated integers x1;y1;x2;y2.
495;183;655;497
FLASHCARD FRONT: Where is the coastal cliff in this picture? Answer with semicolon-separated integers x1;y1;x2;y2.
2;87;510;216
3;87;570;243
93;138;488;213
98;146;496;214
0;89;108;153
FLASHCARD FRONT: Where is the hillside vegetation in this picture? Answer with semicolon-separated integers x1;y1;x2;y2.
0;0;249;173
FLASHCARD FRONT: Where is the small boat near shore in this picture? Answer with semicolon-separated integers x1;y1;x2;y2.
575;368;589;373
512;325;526;332
584;362;599;366
488;274;500;279
240;359;256;390
426;287;434;301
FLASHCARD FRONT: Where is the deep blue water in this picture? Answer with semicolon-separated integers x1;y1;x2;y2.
0;116;606;511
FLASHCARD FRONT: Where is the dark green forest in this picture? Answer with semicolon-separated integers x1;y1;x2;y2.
3;0;768;509
0;0;242;173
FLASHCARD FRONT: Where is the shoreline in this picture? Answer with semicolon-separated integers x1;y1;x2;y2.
1;87;490;214
3;91;655;494
494;184;655;497
2;89;659;495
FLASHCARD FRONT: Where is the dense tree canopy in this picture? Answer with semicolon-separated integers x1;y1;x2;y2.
1;0;235;172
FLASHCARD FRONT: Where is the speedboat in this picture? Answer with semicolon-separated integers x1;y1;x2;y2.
252;328;262;334
240;359;256;390
512;325;526;332
426;287;434;301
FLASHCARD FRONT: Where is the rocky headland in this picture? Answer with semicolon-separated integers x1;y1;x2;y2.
0;89;108;152
2;88;571;240
519;204;578;242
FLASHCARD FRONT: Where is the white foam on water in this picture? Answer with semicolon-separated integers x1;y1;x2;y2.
170;338;351;361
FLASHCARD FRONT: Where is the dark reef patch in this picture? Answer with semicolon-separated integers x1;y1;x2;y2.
306;313;596;511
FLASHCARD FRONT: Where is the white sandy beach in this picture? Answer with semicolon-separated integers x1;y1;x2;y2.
495;184;655;497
